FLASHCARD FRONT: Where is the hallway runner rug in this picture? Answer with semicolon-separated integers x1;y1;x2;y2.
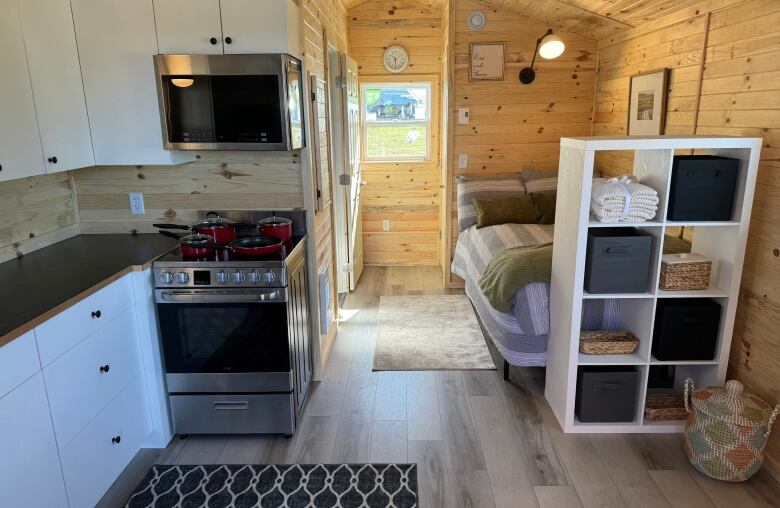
125;463;417;507
373;295;496;371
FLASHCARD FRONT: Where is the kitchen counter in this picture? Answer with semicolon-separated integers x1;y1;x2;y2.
0;233;178;346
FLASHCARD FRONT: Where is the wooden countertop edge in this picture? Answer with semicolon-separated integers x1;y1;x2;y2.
0;256;163;349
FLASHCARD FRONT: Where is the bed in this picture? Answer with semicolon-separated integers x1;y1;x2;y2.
452;173;619;372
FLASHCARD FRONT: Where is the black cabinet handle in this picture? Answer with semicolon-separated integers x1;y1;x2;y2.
91;310;101;319
48;156;57;164
0;164;3;172
209;37;218;45
111;435;121;444
224;36;232;44
99;364;110;373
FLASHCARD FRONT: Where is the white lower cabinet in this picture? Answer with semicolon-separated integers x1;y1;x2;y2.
60;375;151;508
0;373;69;508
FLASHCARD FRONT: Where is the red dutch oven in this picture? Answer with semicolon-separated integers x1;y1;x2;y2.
158;230;214;257
154;213;237;245
258;216;293;241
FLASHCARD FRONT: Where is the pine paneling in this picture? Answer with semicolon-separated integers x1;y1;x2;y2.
593;0;780;480
446;0;596;283
348;0;444;266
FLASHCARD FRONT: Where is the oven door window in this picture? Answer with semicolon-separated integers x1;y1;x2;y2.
158;302;290;373
165;75;215;143
211;75;283;144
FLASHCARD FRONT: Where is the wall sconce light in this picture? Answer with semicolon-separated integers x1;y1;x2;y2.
519;29;565;84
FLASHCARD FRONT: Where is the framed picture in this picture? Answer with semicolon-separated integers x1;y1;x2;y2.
627;69;669;135
469;42;505;80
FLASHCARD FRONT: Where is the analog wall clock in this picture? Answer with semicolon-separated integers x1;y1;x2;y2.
383;45;409;73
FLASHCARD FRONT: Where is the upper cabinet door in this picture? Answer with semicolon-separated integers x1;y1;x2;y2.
18;0;95;173
71;0;181;165
154;0;223;54
0;0;44;183
219;0;301;55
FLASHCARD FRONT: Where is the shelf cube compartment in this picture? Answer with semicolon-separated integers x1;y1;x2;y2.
584;227;654;294
575;366;640;423
667;155;739;221
652;298;722;361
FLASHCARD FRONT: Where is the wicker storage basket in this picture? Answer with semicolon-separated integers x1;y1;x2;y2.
645;393;686;421
684;378;780;482
579;330;639;355
660;253;711;291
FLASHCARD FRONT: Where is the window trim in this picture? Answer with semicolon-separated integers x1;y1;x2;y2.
360;82;433;163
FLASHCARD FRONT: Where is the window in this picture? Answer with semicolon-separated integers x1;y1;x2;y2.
361;83;431;161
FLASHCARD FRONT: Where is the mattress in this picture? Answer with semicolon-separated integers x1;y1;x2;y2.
452;223;619;366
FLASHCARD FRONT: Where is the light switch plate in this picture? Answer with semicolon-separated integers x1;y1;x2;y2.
458;107;469;124
458;154;468;169
382;219;390;231
129;192;145;215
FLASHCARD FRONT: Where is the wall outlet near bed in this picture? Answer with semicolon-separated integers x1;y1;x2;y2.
458;154;468;169
382;219;390;231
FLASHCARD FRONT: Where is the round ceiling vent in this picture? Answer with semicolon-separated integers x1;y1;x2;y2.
467;11;486;31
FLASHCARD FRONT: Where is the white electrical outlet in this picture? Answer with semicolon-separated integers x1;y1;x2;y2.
458;107;470;124
129;192;145;215
458;154;468;169
382;219;390;231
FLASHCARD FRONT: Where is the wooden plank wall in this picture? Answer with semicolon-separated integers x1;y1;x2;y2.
446;0;597;284
594;0;780;479
0;172;78;262
348;0;443;266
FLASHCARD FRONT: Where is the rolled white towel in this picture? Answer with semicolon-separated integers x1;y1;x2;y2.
591;176;659;222
591;176;658;205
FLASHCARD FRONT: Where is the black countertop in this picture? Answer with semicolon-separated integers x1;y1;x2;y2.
0;234;178;344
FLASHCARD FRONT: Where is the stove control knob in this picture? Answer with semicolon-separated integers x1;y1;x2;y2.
232;271;246;284
248;271;260;284
262;271;276;284
160;272;174;284
174;272;189;284
216;271;228;284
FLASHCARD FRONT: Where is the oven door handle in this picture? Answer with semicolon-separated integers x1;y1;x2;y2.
156;289;285;303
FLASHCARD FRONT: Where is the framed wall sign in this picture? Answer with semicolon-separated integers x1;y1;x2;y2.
627;68;669;135
469;42;505;80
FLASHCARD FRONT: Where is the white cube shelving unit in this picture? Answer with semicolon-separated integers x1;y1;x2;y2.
545;135;762;434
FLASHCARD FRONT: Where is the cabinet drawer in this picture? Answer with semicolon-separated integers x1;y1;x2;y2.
60;374;150;508
0;330;40;399
36;274;133;366
44;307;141;447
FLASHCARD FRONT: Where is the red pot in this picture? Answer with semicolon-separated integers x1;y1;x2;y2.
180;234;214;257
258;216;293;241
230;236;283;257
154;214;237;246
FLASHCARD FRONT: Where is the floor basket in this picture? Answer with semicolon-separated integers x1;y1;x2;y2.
645;393;686;421
579;330;639;355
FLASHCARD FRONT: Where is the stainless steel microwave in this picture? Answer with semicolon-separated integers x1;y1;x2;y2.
153;54;305;151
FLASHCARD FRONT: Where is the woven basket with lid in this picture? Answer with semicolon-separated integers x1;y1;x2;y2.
683;378;779;482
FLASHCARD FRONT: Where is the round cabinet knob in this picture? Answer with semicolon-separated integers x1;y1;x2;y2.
99;364;110;373
224;36;232;44
160;271;174;284
262;271;276;284
248;271;260;284
48;156;58;164
91;310;102;319
231;271;246;284
216;271;228;284
111;435;121;444
209;37;218;45
174;272;190;284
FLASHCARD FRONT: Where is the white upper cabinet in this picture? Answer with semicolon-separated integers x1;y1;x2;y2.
71;0;193;166
153;0;301;57
0;0;44;183
18;0;95;173
155;0;224;54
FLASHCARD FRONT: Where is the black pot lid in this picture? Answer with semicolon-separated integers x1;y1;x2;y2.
181;234;213;247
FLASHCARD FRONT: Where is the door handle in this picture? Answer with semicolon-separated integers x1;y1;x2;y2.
214;401;248;411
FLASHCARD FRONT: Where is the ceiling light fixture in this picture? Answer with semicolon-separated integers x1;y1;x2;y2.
519;29;565;84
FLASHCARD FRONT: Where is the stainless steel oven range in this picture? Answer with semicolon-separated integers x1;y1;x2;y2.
153;228;311;437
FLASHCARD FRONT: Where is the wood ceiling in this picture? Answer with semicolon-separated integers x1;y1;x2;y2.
341;0;716;40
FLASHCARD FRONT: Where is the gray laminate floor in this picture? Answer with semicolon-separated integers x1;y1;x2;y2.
101;266;780;507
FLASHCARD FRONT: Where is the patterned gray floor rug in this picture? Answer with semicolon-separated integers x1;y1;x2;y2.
125;463;417;508
373;295;496;371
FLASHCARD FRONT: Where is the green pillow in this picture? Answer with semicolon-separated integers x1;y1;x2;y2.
472;195;537;228
531;191;556;224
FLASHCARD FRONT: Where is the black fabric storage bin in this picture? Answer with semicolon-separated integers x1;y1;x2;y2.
575;366;638;423
584;228;653;294
652;298;721;361
667;155;739;221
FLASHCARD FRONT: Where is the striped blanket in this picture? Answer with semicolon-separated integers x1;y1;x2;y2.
452;223;619;366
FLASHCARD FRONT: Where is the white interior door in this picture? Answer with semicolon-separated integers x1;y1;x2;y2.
342;55;363;290
327;46;349;294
